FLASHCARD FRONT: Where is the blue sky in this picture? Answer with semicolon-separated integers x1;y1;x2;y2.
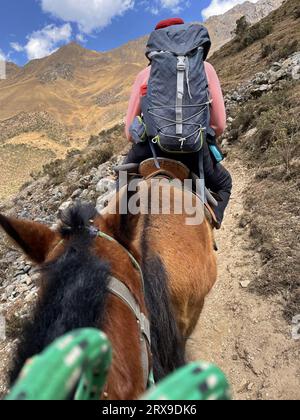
0;0;258;65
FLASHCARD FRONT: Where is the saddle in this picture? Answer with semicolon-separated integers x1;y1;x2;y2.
114;158;219;228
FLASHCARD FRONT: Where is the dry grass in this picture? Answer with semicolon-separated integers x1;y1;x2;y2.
37;124;127;188
212;0;300;320
0;132;78;201
0;143;56;201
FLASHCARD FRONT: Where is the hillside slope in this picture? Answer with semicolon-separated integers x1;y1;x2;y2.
209;0;300;323
209;0;300;91
0;41;147;136
205;0;284;54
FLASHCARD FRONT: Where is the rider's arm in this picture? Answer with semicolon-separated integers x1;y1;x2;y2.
125;67;151;141
204;62;227;138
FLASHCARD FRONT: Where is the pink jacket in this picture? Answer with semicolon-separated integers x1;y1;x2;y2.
125;61;226;141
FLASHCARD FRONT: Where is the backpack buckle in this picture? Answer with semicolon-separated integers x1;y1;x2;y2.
177;56;186;71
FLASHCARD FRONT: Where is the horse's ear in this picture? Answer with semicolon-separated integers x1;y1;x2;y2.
0;214;58;264
102;186;141;247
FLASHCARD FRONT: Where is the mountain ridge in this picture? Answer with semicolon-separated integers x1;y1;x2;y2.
205;0;284;53
0;0;287;199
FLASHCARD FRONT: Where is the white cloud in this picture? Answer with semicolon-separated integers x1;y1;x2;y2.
202;0;259;20
148;0;186;14
76;33;86;43
40;0;135;34
159;0;184;12
10;42;24;53
0;49;6;61
23;23;72;60
0;50;6;79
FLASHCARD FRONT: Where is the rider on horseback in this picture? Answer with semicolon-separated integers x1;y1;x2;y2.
124;18;232;228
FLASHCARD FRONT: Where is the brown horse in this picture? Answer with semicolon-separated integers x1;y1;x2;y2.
0;160;217;400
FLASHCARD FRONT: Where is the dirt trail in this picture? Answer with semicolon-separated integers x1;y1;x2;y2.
188;157;300;400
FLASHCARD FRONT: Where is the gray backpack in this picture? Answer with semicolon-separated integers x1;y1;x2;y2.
141;23;211;154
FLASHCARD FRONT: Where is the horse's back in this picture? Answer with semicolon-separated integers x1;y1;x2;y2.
145;187;217;336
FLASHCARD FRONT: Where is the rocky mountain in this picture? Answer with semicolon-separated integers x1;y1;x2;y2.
0;40;147;200
205;0;284;54
0;0;284;142
0;41;147;137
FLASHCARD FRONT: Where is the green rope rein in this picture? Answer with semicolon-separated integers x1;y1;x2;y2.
5;329;231;401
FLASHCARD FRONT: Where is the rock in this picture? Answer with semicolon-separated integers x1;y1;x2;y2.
14;270;25;277
78;175;93;189
25;291;38;303
79;189;89;199
95;162;112;180
71;189;82;199
291;65;300;81
38;63;74;84
247;382;254;391
243;128;257;140
96;178;116;195
221;138;230;149
58;200;73;213
271;62;282;71
259;84;272;92
96;191;115;213
240;280;251;289
4;285;15;298
254;72;269;85
23;265;31;274
16;283;29;294
269;69;284;84
239;216;251;229
22;274;32;286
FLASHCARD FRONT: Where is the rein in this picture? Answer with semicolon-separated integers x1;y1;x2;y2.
94;229;153;389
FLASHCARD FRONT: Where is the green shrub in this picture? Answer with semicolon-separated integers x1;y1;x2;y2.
294;6;300;19
269;40;299;62
247;106;300;173
227;128;240;143
232;103;255;133
77;143;114;175
261;42;276;58
234;16;250;37
235;21;273;51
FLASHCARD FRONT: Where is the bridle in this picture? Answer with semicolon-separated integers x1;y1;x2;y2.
94;229;153;389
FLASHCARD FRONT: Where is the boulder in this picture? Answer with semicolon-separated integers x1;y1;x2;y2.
96;178;116;195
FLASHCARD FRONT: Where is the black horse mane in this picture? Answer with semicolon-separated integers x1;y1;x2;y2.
9;202;186;386
9;203;110;384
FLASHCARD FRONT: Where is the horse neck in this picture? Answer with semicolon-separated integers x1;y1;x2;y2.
93;225;148;399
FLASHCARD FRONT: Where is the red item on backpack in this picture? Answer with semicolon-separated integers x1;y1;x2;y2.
140;84;148;97
155;18;184;30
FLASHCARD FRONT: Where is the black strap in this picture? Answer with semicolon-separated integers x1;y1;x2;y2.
149;139;161;169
